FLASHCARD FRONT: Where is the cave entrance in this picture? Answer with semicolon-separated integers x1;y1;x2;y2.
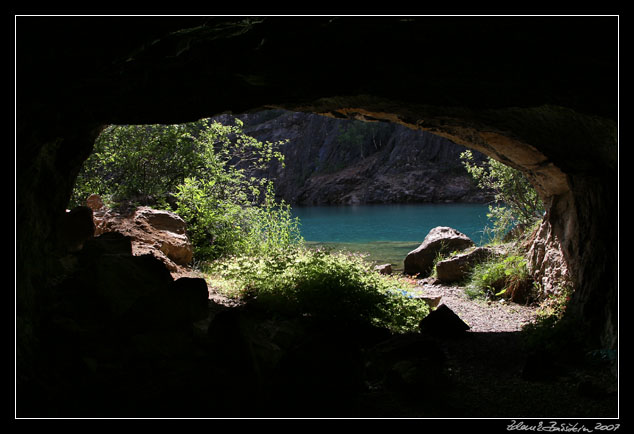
70;108;554;315
57;108;617;418
17;15;618;418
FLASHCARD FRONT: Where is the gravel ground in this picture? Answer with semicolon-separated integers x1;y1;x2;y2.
411;283;539;333
400;283;619;419
205;275;618;418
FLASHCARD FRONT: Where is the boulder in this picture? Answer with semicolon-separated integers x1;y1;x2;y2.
133;207;193;266
93;205;194;273
134;207;187;235
403;227;474;276
526;218;571;300
95;253;174;318
435;247;494;283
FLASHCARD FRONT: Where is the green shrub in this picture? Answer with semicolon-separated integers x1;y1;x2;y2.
206;247;429;333
174;176;302;260
461;150;544;241
465;254;531;300
71;118;295;261
71;123;204;206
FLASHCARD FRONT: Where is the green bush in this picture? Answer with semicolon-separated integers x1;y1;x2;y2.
461;150;544;241
71;123;203;206
174;175;302;260
206;247;429;333
465;254;531;300
71;118;296;261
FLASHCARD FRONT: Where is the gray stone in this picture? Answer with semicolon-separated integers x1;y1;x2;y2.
403;227;474;276
420;295;442;309
435;247;494;283
374;263;393;275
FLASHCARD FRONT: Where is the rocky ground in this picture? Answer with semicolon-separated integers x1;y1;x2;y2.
204;279;618;419
413;283;539;333
32;201;615;419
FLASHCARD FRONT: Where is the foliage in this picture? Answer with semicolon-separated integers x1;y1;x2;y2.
534;281;574;322
205;247;430;333
71;123;200;206
465;254;531;300
171;122;299;260
336;120;388;157
174;177;303;260
461;150;544;241
71;118;296;260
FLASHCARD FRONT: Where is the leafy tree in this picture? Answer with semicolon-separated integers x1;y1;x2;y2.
71;118;298;260
461;150;544;240
71;123;201;206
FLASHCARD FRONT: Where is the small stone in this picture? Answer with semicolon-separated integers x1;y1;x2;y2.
375;263;393;275
420;296;442;309
85;194;105;211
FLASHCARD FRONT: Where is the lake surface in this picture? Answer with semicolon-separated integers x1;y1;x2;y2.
291;204;492;269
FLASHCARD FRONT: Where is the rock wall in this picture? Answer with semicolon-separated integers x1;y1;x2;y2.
215;110;492;205
526;213;571;301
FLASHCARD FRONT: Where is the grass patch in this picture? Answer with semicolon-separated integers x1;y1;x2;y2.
465;253;532;301
203;246;429;333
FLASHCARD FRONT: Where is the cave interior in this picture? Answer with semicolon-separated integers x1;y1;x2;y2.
15;16;618;418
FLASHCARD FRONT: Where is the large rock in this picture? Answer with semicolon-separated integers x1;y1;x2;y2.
435;247;494;283
93;205;194;272
526;217;571;299
403;227;474;276
170;277;210;323
134;207;193;266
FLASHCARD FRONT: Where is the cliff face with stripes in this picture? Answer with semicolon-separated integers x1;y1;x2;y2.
215;110;492;205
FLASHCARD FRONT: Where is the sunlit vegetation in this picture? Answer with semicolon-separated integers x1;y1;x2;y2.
73;118;430;332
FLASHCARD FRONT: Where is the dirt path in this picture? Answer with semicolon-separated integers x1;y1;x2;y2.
412;283;539;333
204;275;617;418
400;283;618;418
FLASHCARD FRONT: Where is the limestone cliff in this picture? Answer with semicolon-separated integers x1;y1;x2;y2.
214;110;492;205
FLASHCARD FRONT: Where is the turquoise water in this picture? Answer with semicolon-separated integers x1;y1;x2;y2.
291;204;492;269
